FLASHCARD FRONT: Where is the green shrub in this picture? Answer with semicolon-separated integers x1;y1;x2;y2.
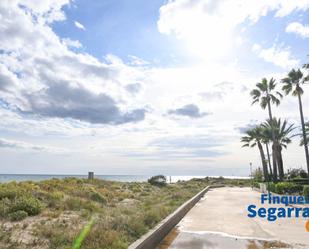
287;168;308;179
143;209;160;227
290;178;309;185
303;185;309;201
84;225;128;249
0;187;20;200
35;190;63;208
252;168;263;182
11;196;42;215
253;182;260;188
8;210;28;221
267;182;276;192
64;197;99;212
274;182;302;194
34;222;77;249
64;197;82;211
0;198;11;217
148;175;167;187
124;217;147;238
89;191;106;204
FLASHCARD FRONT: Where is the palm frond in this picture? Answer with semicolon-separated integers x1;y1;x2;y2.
268;78;276;90
251;98;259;105
260;96;268;109
282;83;293;95
269;94;280;106
276;91;283;98
250;89;261;97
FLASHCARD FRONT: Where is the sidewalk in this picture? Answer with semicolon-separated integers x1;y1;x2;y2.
164;187;309;249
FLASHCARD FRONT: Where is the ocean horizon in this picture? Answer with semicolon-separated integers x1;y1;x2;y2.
0;174;250;183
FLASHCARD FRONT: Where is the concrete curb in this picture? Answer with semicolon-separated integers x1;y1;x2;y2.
128;185;211;249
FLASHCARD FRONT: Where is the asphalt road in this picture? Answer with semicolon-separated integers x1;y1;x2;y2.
165;187;309;249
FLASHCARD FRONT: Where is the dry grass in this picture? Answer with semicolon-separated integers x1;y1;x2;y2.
0;177;251;248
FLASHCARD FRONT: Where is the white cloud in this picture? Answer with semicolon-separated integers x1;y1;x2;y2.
0;138;65;153
0;1;147;126
252;43;299;69
128;55;149;66
74;21;86;30
157;0;309;59
286;22;309;38
62;38;82;48
0;0;307;174
19;0;71;23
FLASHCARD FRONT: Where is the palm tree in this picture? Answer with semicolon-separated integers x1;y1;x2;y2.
250;78;282;181
281;69;309;176
304;61;309;79
261;127;273;178
262;118;296;180
241;127;269;181
300;122;309;146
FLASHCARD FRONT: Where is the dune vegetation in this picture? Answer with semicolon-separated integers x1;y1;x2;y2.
0;177;229;249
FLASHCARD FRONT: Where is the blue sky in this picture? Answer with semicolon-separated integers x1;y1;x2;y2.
53;0;185;66
52;1;309;69
0;0;309;175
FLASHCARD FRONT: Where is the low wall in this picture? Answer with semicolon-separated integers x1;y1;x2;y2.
128;185;210;249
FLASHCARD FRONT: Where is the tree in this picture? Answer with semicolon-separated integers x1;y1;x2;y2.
304;61;309;80
250;78;282;181
261;127;273;177
148;175;167;187
300;122;309;146
262;118;295;180
287;168;308;179
281;68;309;176
241;127;269;181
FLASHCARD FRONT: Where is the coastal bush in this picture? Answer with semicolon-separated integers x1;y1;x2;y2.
34;190;63;208
84;225;128;249
64;197;82;211
253;182;260;188
303;185;309;201
0;198;10;217
274;182;302;194
0;195;42;218
8;210;28;221
34;222;78;249
10;196;42;215
124;216;148;238
64;197;100;212
0;177;211;249
287;168;308;179
267;182;276;193
143;209;161;227
148;175;167;187
89;191;106;204
289;178;309;185
252;168;263;182
0;187;20;200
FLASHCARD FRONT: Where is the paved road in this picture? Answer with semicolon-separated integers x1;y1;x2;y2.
165;187;309;249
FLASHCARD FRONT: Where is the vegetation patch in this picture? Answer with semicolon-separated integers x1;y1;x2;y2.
0;177;252;248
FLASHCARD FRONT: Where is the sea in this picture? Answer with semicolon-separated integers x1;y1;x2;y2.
0;174;249;183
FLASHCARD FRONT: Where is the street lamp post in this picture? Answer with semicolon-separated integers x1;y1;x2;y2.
250;162;253;190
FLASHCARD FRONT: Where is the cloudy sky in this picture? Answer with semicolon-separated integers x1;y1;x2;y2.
0;0;309;175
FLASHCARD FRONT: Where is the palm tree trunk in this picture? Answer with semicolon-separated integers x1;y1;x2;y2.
277;145;284;180
297;91;309;175
272;143;278;182
267;99;278;182
258;141;268;181
265;143;273;176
